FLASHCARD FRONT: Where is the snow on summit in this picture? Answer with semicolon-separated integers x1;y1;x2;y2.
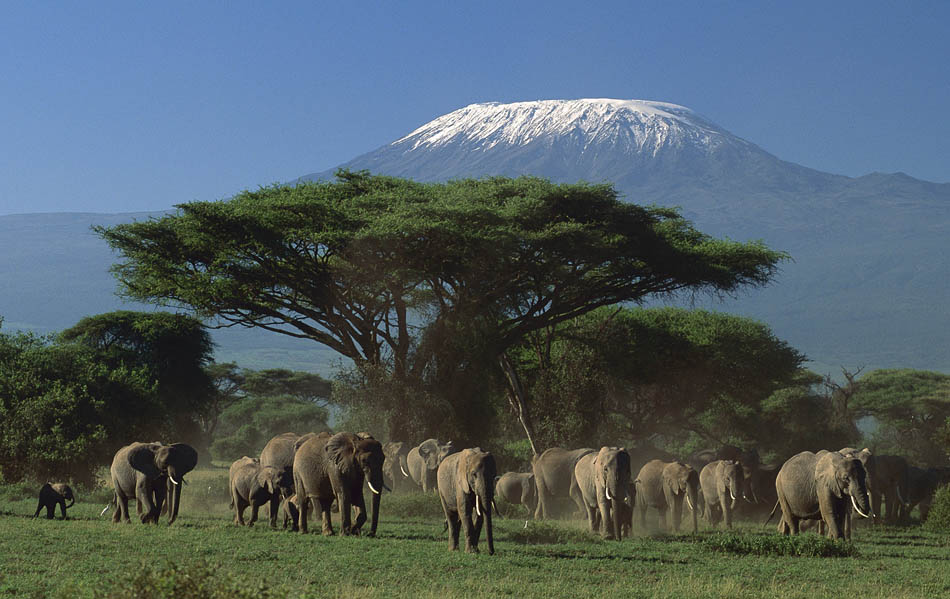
395;99;739;155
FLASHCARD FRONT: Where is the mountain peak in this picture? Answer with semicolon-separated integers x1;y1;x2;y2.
393;98;735;155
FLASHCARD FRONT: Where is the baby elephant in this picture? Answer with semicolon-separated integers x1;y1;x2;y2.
34;482;75;520
229;456;286;527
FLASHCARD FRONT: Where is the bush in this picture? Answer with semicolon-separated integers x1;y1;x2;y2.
98;561;276;599
924;484;950;531
700;532;858;557
506;521;601;545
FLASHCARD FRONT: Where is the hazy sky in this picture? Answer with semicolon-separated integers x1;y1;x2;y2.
2;1;947;215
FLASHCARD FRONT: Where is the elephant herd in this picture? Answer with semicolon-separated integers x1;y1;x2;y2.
29;434;950;551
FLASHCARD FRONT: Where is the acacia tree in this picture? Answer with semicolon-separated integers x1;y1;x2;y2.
513;307;805;449
98;171;786;447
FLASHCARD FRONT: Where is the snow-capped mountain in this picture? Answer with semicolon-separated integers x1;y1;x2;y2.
298;99;950;372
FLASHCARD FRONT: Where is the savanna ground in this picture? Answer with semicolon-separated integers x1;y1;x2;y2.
1;467;949;598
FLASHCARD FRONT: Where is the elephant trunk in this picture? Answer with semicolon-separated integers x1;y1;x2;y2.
612;497;623;541
851;482;873;519
167;474;182;525
729;482;738;510
485;502;494;555
65;493;75;509
688;485;700;533
369;484;381;537
367;467;384;536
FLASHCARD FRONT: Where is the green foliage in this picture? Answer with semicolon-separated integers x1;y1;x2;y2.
99;561;275;599
851;369;950;465
0;312;214;483
700;532;858;557
210;395;329;462
98;172;786;441
506;521;602;545
515;306;804;449
923;485;950;531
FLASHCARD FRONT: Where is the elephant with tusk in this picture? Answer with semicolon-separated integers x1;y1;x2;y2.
773;450;872;540
109;442;198;525
438;447;497;554
635;459;700;533
700;460;745;529
294;431;385;536
574;447;632;540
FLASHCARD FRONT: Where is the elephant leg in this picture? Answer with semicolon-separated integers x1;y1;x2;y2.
319;498;334;536
670;498;682;532
339;498;353;535
447;513;461;551
459;501;478;553
352;497;367;535
721;495;733;529
473;513;484;550
45;503;54;519
249;501;261;526
584;503;598;533
569;477;586;517
596;499;613;539
59;499;68;520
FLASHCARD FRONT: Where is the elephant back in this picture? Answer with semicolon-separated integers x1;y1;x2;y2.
776;451;820;513
533;447;594;496
261;433;300;471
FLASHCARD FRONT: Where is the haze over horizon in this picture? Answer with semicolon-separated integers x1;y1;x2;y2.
1;1;949;216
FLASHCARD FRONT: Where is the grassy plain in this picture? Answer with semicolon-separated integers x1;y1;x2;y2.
1;470;949;598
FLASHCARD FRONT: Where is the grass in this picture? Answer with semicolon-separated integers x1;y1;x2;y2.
2;470;950;598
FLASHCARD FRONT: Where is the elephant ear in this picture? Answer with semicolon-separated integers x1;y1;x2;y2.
817;454;845;499
128;443;162;479
457;451;473;495
326;433;357;474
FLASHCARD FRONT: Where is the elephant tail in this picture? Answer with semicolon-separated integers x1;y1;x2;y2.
763;500;780;528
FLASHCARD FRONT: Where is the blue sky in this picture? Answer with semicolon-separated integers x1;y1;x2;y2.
1;1;948;215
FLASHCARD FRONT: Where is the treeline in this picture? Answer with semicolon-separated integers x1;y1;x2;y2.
3;172;948;482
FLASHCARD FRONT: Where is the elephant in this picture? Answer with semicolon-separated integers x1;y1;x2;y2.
282;493;301;530
260;432;302;500
110;442;198;524
228;456;285;527
382;441;413;494
437;447;497;554
635;459;700;533
494;472;537;518
869;454;910;524
531;446;595;520
33;482;75;520
901;466;950;522
293;431;385;536
743;463;780;519
699;460;745;529
574;447;632;540
773;450;871;539
407;439;457;493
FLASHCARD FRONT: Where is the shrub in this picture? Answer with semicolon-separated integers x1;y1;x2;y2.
506;521;601;545
701;532;858;557
924;484;950;531
99;561;276;599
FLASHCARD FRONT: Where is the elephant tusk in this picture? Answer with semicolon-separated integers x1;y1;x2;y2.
896;485;909;507
100;504;111;517
730;489;737;501
169;476;180;486
606;486;613;502
367;480;381;495
524;520;528;529
686;493;693;511
851;494;871;519
382;482;392;493
400;464;410;478
475;495;482;517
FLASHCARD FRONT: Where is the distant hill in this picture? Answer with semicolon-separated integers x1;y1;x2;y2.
2;99;948;373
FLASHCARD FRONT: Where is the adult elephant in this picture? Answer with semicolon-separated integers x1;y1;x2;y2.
700;460;745;529
228;456;285;527
382;441;413;494
574;447;632;540
294;431;385;536
33;482;75;520
636;459;700;533
407;439;457;493
774;450;871;539
495;472;537;518
110;442;198;524
532;447;594;520
259;432;301;500
438;447;497;554
902;466;950;522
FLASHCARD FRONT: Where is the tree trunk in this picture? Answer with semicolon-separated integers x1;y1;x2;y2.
499;352;539;457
